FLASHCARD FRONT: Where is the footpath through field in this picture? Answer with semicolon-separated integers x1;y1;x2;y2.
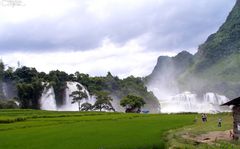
165;113;239;148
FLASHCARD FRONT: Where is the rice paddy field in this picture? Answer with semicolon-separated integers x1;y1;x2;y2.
0;110;236;149
0;110;195;149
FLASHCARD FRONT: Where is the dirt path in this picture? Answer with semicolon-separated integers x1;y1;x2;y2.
182;130;233;144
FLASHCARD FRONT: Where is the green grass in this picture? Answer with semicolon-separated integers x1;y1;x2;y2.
165;113;239;148
0;110;195;149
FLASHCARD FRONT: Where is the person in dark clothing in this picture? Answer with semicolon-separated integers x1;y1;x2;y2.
202;113;207;122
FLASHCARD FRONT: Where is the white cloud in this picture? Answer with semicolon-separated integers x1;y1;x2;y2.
0;0;235;52
1;38;176;78
0;0;236;77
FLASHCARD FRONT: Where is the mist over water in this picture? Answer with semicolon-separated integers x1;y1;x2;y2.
39;77;231;113
1;82;17;100
146;52;231;113
58;82;96;111
147;83;231;113
2;83;8;98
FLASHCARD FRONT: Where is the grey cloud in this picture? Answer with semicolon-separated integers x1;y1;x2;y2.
0;0;236;53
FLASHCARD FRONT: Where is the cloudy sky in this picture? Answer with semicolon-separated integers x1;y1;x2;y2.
0;0;236;78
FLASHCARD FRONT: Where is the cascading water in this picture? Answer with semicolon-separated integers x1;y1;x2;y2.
40;80;230;113
1;82;17;99
58;82;96;111
40;82;96;111
159;91;231;113
2;82;8;98
40;86;57;111
204;92;229;105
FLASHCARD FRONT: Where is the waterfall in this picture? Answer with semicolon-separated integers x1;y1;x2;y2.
40;86;57;111
159;91;231;113
40;81;96;111
1;82;17;99
40;81;231;113
204;92;229;105
58;82;96;111
2;82;8;98
40;82;99;111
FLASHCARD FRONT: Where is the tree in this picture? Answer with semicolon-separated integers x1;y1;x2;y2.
70;84;88;111
80;102;93;111
14;66;38;83
3;67;15;81
93;91;115;112
17;78;44;109
120;95;145;113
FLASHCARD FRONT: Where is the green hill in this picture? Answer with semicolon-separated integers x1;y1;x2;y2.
147;0;240;99
182;0;240;98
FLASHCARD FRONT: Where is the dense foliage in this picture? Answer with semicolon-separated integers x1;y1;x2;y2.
0;62;158;110
13;67;44;109
93;91;115;111
195;1;240;72
120;95;145;113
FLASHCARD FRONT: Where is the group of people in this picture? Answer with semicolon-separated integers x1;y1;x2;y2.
195;114;237;139
194;113;222;128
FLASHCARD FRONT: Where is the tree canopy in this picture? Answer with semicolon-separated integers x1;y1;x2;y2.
120;95;145;113
93;91;115;112
0;61;158;111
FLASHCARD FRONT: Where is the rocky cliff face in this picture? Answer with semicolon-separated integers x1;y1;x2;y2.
147;0;240;99
147;51;193;81
145;51;193;99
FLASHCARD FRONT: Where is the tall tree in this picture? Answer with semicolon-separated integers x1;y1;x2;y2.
120;95;145;113
14;66;38;83
93;91;115;112
70;84;88;111
16;78;44;109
